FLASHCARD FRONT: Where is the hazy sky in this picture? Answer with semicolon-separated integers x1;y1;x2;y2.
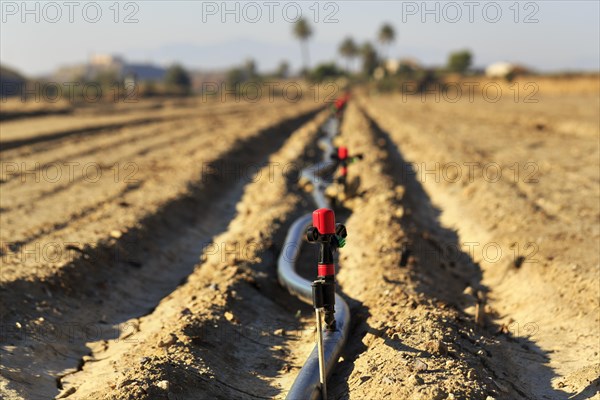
1;1;599;76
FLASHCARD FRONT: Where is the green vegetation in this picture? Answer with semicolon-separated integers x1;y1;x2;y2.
308;62;345;83
338;37;359;73
447;50;473;74
293;18;313;74
377;23;396;60
360;42;379;77
165;64;192;95
226;58;261;88
276;61;290;79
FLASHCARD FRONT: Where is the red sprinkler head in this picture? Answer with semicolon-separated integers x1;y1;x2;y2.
337;146;348;160
334;93;350;111
312;208;336;235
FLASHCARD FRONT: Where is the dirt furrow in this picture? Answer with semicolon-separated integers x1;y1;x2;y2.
0;101;291;193
51;110;331;400
358;94;599;398
2;112;253;211
0;99;274;164
0;98;267;154
0;104;322;399
0;110;193;152
1;102;318;280
2;124;201;211
318;102;515;399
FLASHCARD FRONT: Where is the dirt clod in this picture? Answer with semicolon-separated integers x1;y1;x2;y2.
413;359;429;372
224;311;235;322
425;340;448;356
56;387;77;398
467;369;477;380
410;374;425;386
158;334;177;348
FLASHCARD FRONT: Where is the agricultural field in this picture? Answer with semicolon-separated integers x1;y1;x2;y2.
0;76;599;400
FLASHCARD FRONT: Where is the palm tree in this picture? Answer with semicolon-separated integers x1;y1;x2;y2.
244;58;257;80
338;37;358;73
276;60;290;79
360;42;378;77
293;18;313;74
378;23;396;61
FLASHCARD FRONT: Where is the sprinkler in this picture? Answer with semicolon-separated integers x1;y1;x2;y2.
307;208;347;399
307;208;346;331
330;93;350;117
331;146;363;194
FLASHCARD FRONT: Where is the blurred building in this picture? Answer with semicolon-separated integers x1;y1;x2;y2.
485;62;530;78
384;58;421;75
53;54;166;83
374;58;423;79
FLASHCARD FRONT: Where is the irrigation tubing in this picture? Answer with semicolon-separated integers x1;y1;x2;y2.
277;116;350;400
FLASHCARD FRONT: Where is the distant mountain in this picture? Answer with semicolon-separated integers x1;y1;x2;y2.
51;55;167;82
0;64;27;96
126;38;339;73
0;64;26;80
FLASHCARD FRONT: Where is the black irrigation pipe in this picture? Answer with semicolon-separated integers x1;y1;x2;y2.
277;116;350;400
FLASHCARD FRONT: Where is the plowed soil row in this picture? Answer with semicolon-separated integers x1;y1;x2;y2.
0;100;322;399
1;88;597;400
358;91;599;399
0;99;250;150
51;110;332;400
